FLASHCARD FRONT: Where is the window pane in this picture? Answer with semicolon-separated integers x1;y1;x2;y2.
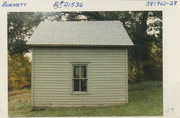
81;79;87;91
74;79;80;91
81;66;87;78
74;66;80;78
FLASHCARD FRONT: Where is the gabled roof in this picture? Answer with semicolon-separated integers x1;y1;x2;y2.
27;21;133;46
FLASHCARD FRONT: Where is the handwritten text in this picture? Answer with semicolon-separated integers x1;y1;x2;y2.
2;1;27;7
53;1;83;9
146;1;178;6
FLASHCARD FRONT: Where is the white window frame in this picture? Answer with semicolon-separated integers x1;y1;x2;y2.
72;64;88;93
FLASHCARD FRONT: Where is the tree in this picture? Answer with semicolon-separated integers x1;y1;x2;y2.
8;12;43;55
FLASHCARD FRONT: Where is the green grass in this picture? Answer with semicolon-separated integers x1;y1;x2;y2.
8;81;163;117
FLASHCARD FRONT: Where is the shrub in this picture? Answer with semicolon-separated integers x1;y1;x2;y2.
8;54;31;90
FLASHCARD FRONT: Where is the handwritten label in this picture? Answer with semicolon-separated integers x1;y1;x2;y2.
2;1;27;7
53;1;83;9
163;108;174;113
146;1;178;6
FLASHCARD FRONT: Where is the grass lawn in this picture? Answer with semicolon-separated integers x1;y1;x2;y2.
8;81;163;117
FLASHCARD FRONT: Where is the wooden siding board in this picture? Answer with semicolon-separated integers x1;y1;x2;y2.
32;47;128;106
33;100;126;105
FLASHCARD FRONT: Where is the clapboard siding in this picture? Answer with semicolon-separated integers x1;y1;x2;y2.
32;47;128;106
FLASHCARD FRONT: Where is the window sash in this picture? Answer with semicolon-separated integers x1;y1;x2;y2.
73;79;88;92
73;65;88;79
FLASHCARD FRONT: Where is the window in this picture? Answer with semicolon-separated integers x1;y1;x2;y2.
73;65;88;92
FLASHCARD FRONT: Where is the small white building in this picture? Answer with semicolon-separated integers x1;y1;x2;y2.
27;21;133;107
